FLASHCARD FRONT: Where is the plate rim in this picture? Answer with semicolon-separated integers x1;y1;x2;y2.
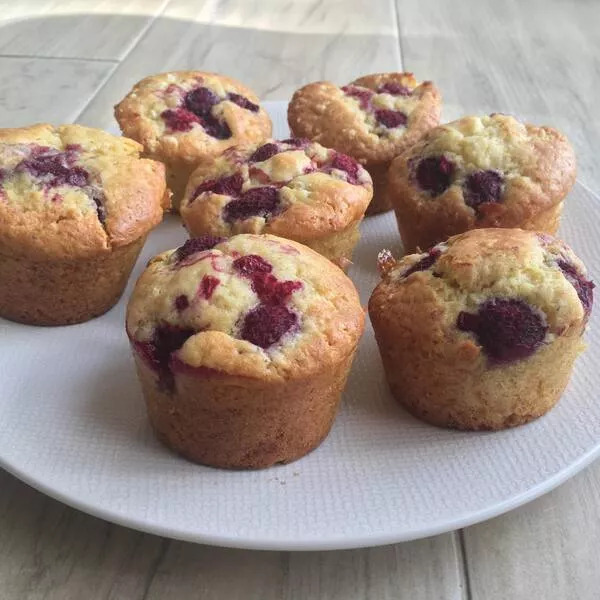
3;440;599;551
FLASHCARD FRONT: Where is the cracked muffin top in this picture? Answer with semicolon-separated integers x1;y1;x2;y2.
0;124;168;260
114;71;272;163
180;137;372;238
126;234;365;388
370;228;593;367
389;113;576;224
287;72;441;164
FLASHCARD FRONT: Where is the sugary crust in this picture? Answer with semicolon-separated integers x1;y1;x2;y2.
126;234;365;383
180;141;372;245
368;228;589;429
114;71;272;164
388;114;576;252
0;124;167;260
287;73;442;165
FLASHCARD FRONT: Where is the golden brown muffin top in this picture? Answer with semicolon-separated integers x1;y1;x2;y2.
287;72;441;165
180;138;372;240
114;71;272;163
127;234;365;384
371;228;593;367
388;113;576;227
0;124;168;260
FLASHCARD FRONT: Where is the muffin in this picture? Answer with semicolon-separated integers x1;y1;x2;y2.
115;71;272;209
369;228;594;430
288;72;441;214
180;138;373;269
126;234;365;469
0;123;168;325
388;113;576;253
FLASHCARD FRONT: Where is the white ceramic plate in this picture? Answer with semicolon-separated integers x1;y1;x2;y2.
1;102;598;551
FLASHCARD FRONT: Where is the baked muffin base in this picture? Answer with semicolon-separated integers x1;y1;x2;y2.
299;221;361;270
161;158;194;213
365;161;392;215
0;238;145;326
395;200;564;253
376;325;584;430
135;351;356;469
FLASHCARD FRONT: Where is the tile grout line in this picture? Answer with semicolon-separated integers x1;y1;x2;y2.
391;0;404;69
73;0;172;125
0;53;118;63
458;529;474;600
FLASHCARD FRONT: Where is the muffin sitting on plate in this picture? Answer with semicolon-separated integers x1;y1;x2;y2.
115;71;272;210
288;72;441;214
126;234;365;469
369;228;593;430
387;113;576;252
179;138;373;268
0;123;168;325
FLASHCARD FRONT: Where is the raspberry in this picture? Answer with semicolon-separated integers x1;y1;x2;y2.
251;272;303;304
457;298;547;364
202;115;232;140
174;236;225;263
402;247;442;277
414;156;455;196
161;108;200;132
240;304;298;349
233;254;273;276
378;82;412;96
223;187;281;223
341;85;373;110
464;170;504;210
198;275;220;299
135;324;196;391
330;153;360;184
193;173;244;199
174;295;189;311
227;93;259;112
375;109;407;128
184;86;219;117
249;143;280;163
558;260;595;320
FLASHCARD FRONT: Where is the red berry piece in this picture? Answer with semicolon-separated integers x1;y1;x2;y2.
240;304;298;349
375;109;407;128
557;260;594;321
233;254;273;276
223;187;281;223
402;247;443;277
378;82;412;96
249;143;280;163
161;108;200;132
330;153;361;184
193;173;244;200
414;156;455;196
184;86;219;117
227;93;259;112
341;85;374;110
198;274;220;299
174;236;225;263
464;170;504;210
457;298;547;365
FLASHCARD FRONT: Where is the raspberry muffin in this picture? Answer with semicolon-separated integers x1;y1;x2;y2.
369;228;594;430
180;138;373;268
288;72;441;214
388;113;576;252
126;234;365;468
0;124;168;325
115;71;272;209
